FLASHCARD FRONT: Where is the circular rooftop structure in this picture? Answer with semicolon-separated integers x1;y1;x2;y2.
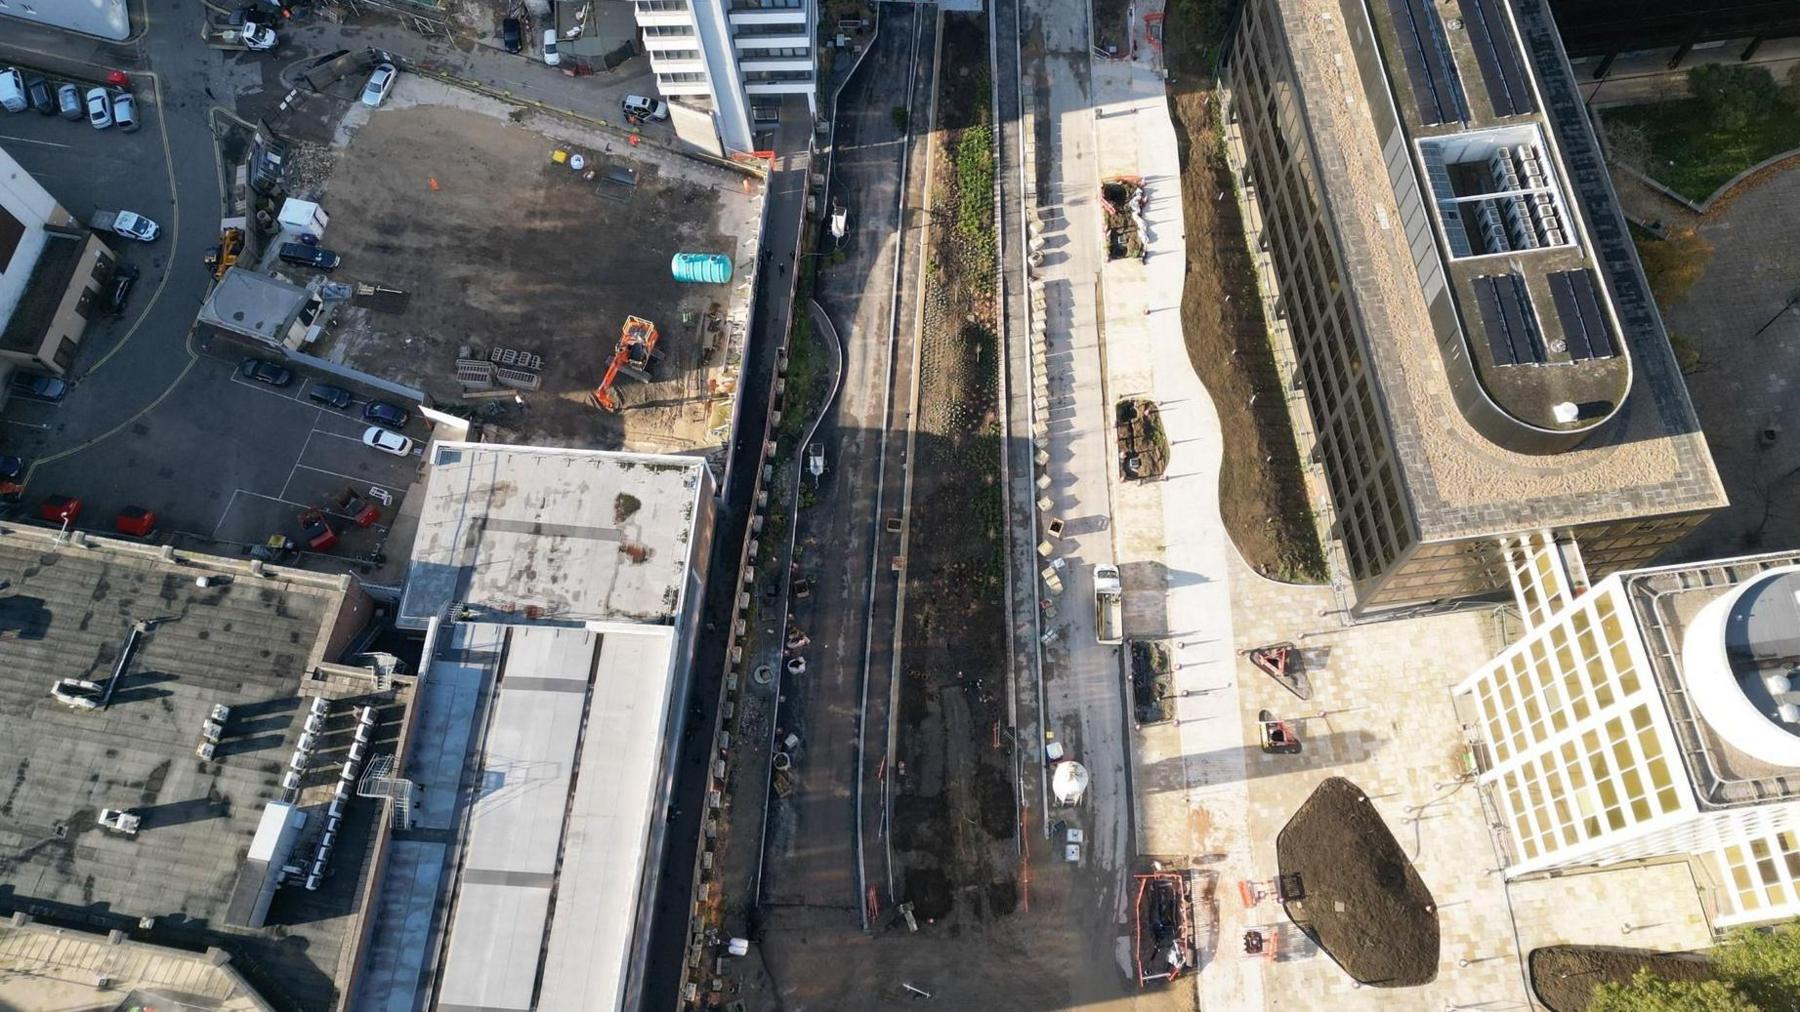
1682;566;1800;767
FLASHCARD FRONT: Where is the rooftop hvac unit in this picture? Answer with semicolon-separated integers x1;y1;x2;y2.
211;703;232;724
353;724;372;744
329;797;346;818
297;733;318;753
358;705;377;726
202;721;224;742
315;844;333;865
321;830;337;850
305;873;321;891
304;713;326;735
310;858;327;878
349;742;368;763
288;752;309;772
282;771;301;791
310;697;330;717
327;815;341;834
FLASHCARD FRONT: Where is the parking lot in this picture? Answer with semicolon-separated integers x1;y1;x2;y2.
12;347;426;572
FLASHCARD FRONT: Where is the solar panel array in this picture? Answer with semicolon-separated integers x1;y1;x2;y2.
1460;0;1535;117
1389;0;1466;126
1472;273;1546;366
1546;269;1616;361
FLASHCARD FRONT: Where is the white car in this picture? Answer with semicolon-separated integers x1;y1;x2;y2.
85;87;112;129
110;211;159;242
542;28;561;66
621;94;669;122
362;63;397;107
362;426;413;456
242;23;277;51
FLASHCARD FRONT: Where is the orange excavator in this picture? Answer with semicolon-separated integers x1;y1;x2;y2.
591;315;661;412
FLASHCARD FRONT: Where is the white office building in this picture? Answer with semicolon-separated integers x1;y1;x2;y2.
1457;546;1800;928
634;0;817;154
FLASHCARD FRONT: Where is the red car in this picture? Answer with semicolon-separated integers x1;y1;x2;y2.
39;495;81;524
115;506;157;537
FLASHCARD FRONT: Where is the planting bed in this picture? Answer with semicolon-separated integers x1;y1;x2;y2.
1277;776;1439;986
1130;639;1176;724
891;11;1019;926
1117;398;1170;480
1529;945;1715;1012
1165;0;1327;583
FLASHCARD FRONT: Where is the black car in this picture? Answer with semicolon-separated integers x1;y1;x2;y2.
239;358;293;387
26;76;54;115
10;372;68;402
501;17;522;53
278;242;341;271
363;401;409;427
309;383;353;409
107;264;139;316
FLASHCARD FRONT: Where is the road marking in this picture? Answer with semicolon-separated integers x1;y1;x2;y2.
211;489;244;540
22;350;199;485
291;461;386;490
0;135;72;148
1;419;50;430
309;428;368;445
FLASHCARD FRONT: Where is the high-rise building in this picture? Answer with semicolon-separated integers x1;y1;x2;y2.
1220;0;1726;610
633;0;817;154
1457;551;1800;929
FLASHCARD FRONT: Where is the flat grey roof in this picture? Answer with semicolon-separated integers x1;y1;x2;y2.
197;267;309;342
398;443;709;629
436;623;675;1012
0;524;383;1011
1266;0;1724;538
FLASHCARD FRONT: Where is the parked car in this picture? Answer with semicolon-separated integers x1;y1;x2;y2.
240;23;278;50
501;17;522;53
0;456;23;481
277;242;340;271
362;426;413;456
542;28;560;66
0;69;25;113
110;91;138;131
90;210;159;242
26;76;54;115
621;94;669;122
85;87;113;129
57;83;82;121
363;401;408;427
239;358;293;387
10;372;69;402
361;63;397;107
308;383;353;409
106;264;139;315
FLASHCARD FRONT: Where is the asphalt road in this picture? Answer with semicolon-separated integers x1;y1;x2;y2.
760;4;924;918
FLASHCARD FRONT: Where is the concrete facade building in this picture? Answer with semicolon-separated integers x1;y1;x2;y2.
1220;0;1726;609
1457;551;1800;929
633;0;816;153
0;144;116;379
361;444;715;1012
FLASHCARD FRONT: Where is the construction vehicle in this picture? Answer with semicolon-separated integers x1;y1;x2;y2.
1093;564;1123;644
205;227;245;280
591;315;660;412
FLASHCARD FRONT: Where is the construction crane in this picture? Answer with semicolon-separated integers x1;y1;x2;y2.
591;315;660;412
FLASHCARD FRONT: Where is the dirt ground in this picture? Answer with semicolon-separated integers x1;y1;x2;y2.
1164;2;1327;584
281;76;760;457
1529;945;1716;1011
891;11;1019;929
1276;776;1439;987
1093;0;1133;57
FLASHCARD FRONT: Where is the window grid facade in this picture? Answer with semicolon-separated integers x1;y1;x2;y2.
1710;827;1800;927
1503;531;1575;630
1462;580;1690;868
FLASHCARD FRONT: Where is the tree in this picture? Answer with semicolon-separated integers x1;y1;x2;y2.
1634;226;1715;310
1685;64;1781;131
1589;969;1757;1012
1711;924;1800;1012
1782;64;1800;113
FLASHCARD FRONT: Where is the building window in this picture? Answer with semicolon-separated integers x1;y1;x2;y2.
657;72;708;84
636;0;690;11
643;24;694;35
651;49;701;61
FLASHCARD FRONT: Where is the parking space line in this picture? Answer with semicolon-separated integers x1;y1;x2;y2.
309;428;368;445
292;462;399;497
2;419;50;430
220;487;391;538
0;135;73;149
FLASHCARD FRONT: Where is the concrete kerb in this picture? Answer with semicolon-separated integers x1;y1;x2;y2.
1616;146;1800;215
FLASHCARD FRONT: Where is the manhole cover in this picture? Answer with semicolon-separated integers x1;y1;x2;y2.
753;664;774;685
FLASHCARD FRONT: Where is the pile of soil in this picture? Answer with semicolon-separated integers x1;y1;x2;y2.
1529;945;1716;1012
1164;0;1328;583
1130;640;1175;724
1277;777;1439;986
1102;178;1147;261
1116;398;1169;480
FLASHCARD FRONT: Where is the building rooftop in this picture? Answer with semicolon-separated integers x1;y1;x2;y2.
1624;553;1800;809
197;268;310;344
0;232;86;353
1269;0;1724;537
433;623;676;1011
398;442;711;629
0;917;273;1011
0;524;389;1011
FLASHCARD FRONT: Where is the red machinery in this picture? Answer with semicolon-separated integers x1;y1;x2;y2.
332;486;380;528
114;506;157;537
297;508;338;552
39;495;81;524
591;316;660;412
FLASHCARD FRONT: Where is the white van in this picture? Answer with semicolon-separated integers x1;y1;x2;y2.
0;69;26;113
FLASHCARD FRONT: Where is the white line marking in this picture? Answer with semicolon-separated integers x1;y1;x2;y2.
0;135;72;149
292;461;381;488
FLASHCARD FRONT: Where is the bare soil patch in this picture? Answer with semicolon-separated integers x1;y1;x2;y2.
1093;0;1133;57
892;11;1018;930
1164;0;1326;583
1529;945;1715;1012
1277;776;1439;987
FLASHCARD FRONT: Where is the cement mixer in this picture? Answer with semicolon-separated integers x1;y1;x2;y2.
1052;760;1090;806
